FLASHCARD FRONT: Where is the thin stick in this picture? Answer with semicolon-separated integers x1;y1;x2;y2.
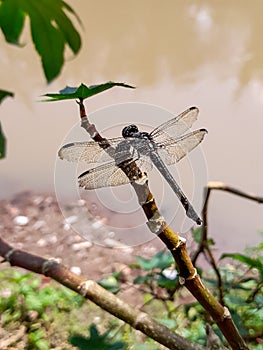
0;237;203;350
76;100;249;350
193;181;263;307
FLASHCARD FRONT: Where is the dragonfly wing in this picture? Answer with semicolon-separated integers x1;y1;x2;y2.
58;137;124;163
78;157;153;189
157;129;207;164
78;161;132;189
150;106;199;142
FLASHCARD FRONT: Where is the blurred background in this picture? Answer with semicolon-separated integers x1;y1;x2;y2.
0;1;262;251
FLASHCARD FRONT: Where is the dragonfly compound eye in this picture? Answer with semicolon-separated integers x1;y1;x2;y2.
122;124;139;138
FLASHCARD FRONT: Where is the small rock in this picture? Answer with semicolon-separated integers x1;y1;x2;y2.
72;241;92;251
63;223;71;231
92;220;103;229
13;216;29;226
64;215;78;225
37;238;47;247
47;235;58;244
70;266;82;275
32;220;46;230
93;316;101;324
44;196;53;205
104;238;132;252
32;196;44;206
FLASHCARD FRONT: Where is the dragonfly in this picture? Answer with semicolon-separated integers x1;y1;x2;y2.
58;106;207;225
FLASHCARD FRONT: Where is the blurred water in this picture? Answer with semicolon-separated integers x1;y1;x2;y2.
0;1;263;250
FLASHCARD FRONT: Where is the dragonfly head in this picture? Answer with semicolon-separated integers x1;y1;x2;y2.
122;124;139;138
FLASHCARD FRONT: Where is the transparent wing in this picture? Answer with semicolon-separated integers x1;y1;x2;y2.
150;106;199;142
58;137;125;163
78;158;153;189
156;129;207;165
78;161;132;189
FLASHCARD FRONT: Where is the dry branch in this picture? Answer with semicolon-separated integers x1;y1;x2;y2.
0;236;203;350
76;100;249;350
192;181;263;306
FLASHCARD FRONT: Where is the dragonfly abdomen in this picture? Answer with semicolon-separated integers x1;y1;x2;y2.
149;152;202;225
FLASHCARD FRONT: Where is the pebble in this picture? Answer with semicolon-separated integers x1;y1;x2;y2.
72;241;92;251
32;220;46;230
64;215;78;225
70;266;82;275
13;216;29;226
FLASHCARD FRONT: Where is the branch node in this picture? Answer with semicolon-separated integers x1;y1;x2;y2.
42;258;61;275
208;181;224;188
178;235;186;243
172;236;186;250
179;276;185;285
134;173;148;187
223;306;231;319
80;116;97;137
146;212;166;234
186;268;197;280
79;280;93;296
4;248;16;261
133;312;148;328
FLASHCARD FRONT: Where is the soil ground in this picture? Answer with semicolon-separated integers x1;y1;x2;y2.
0;191;166;299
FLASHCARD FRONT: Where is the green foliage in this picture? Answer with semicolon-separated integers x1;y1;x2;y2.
130;250;178;299
28;329;50;350
218;241;263;343
69;324;126;350
43;82;135;102
192;227;214;246
132;250;174;271
0;89;14;158
0;269;84;348
220;252;263;280
128;241;263;348
98;273;121;294
0;0;82;82
1;237;262;349
0;89;14;102
0;0;25;44
0;270;83;323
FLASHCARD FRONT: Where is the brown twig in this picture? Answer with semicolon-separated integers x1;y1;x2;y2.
0;236;203;350
76;101;249;350
207;181;263;203
192;181;263;308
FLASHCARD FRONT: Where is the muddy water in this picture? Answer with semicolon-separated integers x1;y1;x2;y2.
0;1;262;251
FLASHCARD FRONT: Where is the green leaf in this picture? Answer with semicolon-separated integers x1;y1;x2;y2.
0;89;14;104
0;0;25;44
42;82;135;101
192;227;202;244
0;120;6;159
27;4;65;82
192;227;214;246
133;275;153;285
0;0;82;82
135;250;174;271
220;253;263;280
0;89;14;159
69;324;126;350
157;273;178;289
98;276;120;294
